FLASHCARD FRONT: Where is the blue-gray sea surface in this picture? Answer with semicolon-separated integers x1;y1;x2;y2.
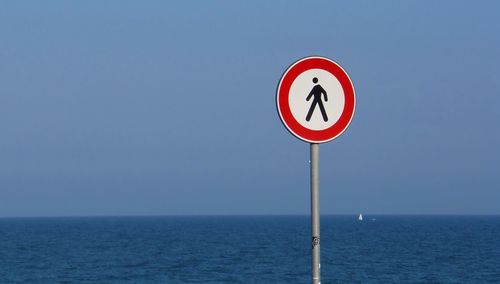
0;215;499;283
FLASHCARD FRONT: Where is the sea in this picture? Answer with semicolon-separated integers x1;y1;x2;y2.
0;215;499;283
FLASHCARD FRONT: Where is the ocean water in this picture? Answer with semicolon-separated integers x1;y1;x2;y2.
0;215;499;283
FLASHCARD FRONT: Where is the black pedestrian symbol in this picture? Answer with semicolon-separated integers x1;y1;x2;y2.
306;77;328;122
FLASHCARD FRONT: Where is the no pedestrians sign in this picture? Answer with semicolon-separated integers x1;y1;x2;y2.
276;56;356;143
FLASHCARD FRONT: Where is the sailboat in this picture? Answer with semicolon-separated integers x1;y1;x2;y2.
358;213;363;221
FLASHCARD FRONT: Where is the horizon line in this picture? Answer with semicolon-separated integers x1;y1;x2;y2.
1;213;500;219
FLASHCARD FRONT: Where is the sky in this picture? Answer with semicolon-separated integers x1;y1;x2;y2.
1;1;499;217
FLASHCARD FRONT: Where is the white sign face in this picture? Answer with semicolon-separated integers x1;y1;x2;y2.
288;69;345;131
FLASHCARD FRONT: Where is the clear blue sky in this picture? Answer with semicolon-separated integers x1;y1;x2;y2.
1;1;499;216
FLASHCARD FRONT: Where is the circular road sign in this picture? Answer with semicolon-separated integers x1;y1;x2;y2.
276;56;356;143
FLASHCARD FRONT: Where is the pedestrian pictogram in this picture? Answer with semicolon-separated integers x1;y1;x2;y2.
306;77;328;122
276;56;355;143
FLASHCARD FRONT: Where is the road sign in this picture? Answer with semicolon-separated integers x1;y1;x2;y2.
276;56;356;143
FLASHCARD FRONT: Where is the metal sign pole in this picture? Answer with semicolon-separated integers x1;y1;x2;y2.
310;143;321;284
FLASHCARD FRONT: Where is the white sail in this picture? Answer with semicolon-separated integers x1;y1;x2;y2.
358;213;363;221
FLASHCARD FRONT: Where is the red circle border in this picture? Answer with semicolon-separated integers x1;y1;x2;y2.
276;56;356;143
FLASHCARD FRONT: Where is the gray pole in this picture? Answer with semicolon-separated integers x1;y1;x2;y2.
310;143;321;284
